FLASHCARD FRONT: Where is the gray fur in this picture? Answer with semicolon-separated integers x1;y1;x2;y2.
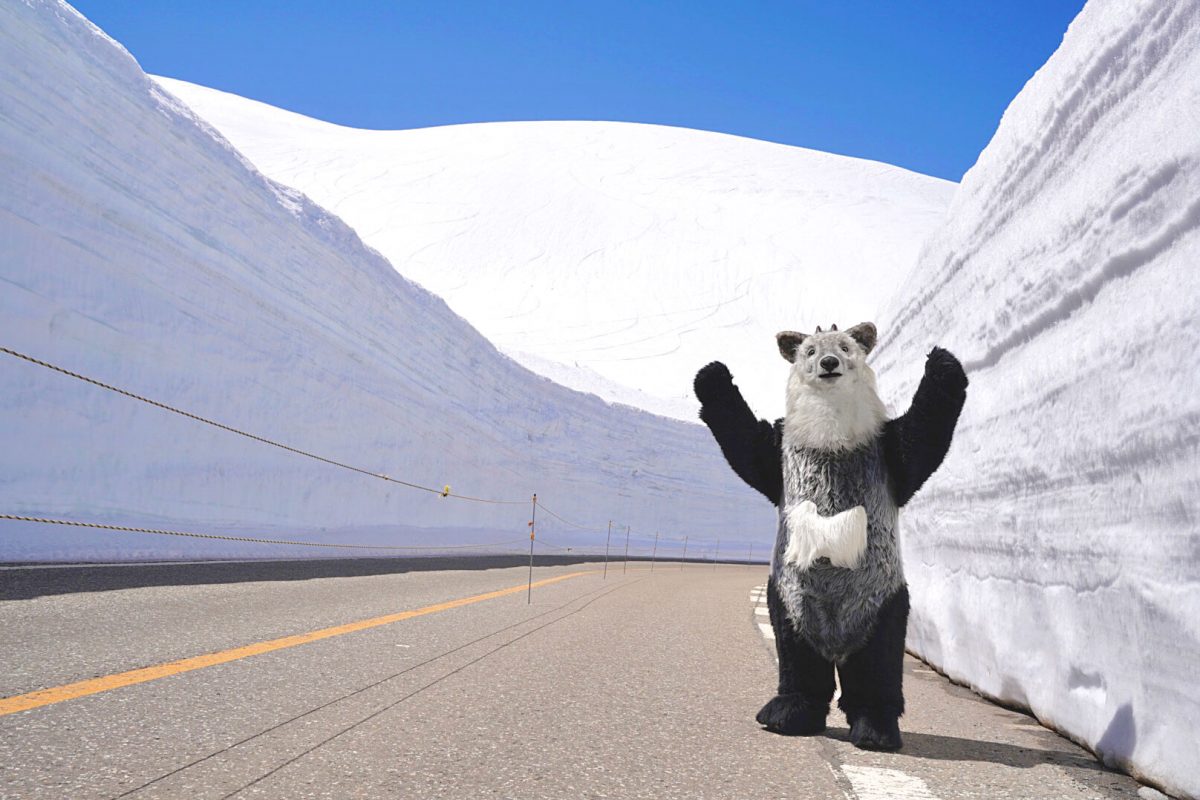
772;435;902;664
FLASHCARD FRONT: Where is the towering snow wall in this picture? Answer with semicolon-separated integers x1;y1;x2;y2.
0;0;774;562
153;78;954;423
873;1;1200;795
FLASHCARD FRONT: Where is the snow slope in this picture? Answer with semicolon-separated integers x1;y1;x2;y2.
872;0;1200;795
0;0;774;562
151;77;954;422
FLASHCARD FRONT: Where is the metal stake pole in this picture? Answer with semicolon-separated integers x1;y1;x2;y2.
527;494;537;604
713;537;720;570
603;520;612;579
681;535;687;570
747;543;753;569
650;531;659;572
623;525;630;575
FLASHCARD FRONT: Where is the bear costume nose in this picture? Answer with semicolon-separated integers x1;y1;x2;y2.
819;356;840;373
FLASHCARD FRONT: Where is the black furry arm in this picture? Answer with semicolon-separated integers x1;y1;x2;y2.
883;347;969;507
694;361;783;506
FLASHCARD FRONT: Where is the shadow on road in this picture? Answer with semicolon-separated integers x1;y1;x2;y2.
825;725;1115;776
0;555;608;601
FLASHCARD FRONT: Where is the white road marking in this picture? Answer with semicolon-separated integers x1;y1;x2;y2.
840;766;939;800
752;585;777;646
824;763;853;800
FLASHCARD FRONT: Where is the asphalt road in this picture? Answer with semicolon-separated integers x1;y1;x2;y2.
0;559;1147;799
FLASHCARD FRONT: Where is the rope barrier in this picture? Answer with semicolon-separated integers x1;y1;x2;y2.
0;346;527;506
534;502;610;532
533;537;575;552
0;345;726;553
0;514;528;552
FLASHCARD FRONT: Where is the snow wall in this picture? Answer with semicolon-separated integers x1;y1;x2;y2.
873;0;1200;795
0;0;774;562
150;77;954;424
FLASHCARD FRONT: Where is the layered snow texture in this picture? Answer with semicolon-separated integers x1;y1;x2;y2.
872;1;1200;795
153;77;954;423
0;0;774;562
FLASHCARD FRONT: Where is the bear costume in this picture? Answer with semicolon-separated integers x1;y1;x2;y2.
694;322;967;750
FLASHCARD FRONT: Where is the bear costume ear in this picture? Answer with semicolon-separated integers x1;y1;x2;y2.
776;331;809;362
846;322;877;355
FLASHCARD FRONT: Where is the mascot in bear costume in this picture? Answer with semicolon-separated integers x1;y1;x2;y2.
694;322;967;750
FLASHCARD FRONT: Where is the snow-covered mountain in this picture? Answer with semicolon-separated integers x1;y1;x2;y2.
0;0;775;562
150;78;955;422
872;0;1200;795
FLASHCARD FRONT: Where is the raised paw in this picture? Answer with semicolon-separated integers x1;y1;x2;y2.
693;361;734;404
755;694;828;736
924;346;968;393
848;712;903;751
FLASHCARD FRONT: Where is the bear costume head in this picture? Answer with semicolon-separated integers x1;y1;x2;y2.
775;322;887;453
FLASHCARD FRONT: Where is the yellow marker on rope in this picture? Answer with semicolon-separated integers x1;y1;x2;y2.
441;485;451;497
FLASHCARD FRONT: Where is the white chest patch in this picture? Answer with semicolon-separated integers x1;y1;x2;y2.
783;501;868;571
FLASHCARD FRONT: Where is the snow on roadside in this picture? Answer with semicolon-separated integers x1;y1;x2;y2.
874;1;1200;795
0;0;773;562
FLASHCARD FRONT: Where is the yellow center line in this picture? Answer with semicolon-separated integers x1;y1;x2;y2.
0;570;593;717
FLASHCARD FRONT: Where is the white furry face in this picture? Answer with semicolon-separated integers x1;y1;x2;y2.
790;331;868;386
779;326;887;452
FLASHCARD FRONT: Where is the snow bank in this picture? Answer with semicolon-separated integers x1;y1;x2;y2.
152;77;954;423
873;1;1200;795
0;0;774;562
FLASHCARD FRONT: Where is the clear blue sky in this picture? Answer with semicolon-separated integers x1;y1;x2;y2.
73;0;1084;181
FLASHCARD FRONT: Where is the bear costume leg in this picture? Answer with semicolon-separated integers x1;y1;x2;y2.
836;586;910;750
757;576;835;735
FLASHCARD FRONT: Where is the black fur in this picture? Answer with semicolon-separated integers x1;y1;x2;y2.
848;712;904;751
696;348;965;748
760;577;910;745
838;586;910;749
883;347;969;507
694;362;783;506
755;693;829;736
757;576;835;735
694;348;967;510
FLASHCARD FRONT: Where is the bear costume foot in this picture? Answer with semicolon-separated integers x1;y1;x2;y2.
756;694;828;735
847;712;903;751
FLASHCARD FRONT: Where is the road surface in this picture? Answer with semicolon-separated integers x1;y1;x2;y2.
0;559;1147;798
